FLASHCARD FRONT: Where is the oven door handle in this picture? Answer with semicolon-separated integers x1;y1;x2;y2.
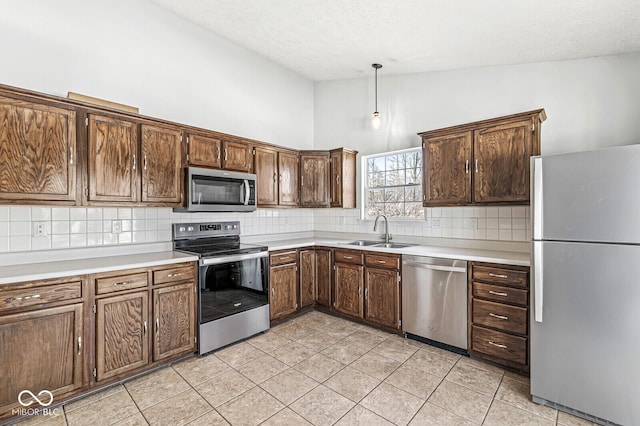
243;179;250;206
200;250;268;266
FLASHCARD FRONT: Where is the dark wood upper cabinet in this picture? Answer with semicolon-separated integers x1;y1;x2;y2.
187;133;221;169
473;119;533;203
420;109;545;206
0;96;76;202
330;148;357;208
423;132;472;205
87;114;138;202
278;151;299;206
255;146;279;206
299;152;330;208
140;124;182;204
222;140;252;172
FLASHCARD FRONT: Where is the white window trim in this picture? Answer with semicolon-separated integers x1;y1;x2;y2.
360;146;424;221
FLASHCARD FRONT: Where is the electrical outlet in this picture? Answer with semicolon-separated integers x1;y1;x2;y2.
32;222;47;237
463;218;478;229
111;219;122;234
431;219;441;228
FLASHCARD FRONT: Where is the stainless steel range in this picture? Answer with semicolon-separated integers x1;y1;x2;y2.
173;221;269;355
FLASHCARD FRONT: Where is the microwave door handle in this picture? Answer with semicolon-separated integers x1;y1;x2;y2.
244;180;250;205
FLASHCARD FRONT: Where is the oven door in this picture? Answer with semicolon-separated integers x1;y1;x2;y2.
199;251;268;324
179;167;257;212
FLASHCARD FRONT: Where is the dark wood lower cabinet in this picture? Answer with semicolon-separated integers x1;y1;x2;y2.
0;304;84;418
95;291;149;381
315;249;332;308
299;249;316;309
334;263;364;318
270;263;298;320
364;268;400;329
153;282;196;362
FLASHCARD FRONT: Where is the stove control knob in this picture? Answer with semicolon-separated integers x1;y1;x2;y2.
232;225;238;229
187;226;194;232
226;225;231;230
178;227;186;232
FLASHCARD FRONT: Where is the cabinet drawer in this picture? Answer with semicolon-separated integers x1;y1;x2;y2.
365;254;399;270
270;250;297;266
153;265;195;285
0;282;82;312
95;272;148;295
473;282;528;306
473;265;528;288
472;325;527;365
472;299;527;335
334;250;363;265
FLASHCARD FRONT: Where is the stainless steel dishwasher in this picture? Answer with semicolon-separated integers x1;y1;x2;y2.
402;255;468;351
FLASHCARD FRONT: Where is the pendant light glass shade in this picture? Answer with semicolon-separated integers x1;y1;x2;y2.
371;63;382;129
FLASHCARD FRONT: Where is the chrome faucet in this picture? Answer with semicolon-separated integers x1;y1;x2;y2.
373;214;392;243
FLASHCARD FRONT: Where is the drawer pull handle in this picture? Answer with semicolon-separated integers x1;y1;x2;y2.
488;341;507;349
167;273;183;278
489;312;509;320
488;273;508;279
488;290;508;297
12;294;41;302
279;257;290;261
77;336;82;356
344;256;353;259
375;260;386;264
114;281;130;286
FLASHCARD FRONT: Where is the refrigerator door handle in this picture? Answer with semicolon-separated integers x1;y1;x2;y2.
533;241;543;323
531;156;543;240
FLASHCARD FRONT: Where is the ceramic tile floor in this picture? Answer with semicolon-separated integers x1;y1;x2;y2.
16;311;598;426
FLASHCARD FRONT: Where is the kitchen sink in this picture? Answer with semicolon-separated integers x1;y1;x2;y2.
373;242;416;248
345;240;381;246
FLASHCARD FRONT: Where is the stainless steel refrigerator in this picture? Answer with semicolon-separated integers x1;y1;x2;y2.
531;144;640;426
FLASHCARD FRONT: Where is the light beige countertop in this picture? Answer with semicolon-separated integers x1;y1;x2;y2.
0;251;199;285
252;237;530;266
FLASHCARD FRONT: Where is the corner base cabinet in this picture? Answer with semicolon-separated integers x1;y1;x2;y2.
468;262;530;372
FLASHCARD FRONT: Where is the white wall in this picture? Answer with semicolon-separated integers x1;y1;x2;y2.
314;54;640;156
0;0;314;149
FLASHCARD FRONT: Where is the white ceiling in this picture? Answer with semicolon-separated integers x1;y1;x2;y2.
151;0;640;81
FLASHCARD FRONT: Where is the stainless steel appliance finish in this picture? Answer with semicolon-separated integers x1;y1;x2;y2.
173;221;269;355
402;255;468;350
175;167;257;212
531;145;640;426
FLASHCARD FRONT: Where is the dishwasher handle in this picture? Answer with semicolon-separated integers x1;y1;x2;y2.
402;261;466;274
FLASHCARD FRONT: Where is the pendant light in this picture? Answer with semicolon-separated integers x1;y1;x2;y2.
371;63;382;129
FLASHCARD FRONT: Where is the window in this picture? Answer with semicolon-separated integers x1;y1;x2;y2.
362;148;423;220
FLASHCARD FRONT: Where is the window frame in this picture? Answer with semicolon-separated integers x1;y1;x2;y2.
360;147;424;221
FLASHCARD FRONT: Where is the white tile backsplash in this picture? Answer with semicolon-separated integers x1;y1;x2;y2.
0;204;529;253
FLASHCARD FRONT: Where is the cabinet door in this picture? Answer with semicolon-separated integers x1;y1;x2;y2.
423;131;471;206
316;249;332;307
278;151;299;206
188;133;221;169
300;153;330;207
473;119;532;203
222;140;252;172
88;114;138;202
141;124;182;204
95;291;149;381
329;150;343;207
364;268;400;329
255;146;279;207
153;282;196;362
334;263;364;318
269;264;298;320
299;249;316;308
0;304;84;417
0;97;77;202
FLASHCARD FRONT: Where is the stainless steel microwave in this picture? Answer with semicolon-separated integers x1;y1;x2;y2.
175;167;257;212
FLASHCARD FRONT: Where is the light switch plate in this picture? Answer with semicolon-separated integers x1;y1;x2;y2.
111;219;122;234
